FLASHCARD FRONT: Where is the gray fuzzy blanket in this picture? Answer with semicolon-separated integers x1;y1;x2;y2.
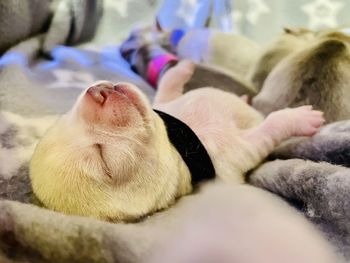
249;121;350;259
251;158;350;259
1;2;350;262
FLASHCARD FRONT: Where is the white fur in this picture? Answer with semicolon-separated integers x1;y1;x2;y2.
31;62;324;221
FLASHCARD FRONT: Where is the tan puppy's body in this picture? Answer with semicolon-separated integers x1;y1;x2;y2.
253;31;350;122
30;61;324;222
174;29;261;79
248;27;316;91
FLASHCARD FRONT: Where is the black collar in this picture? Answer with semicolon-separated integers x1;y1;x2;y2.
154;110;216;186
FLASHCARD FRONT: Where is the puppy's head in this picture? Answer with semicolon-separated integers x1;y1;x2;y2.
30;81;187;221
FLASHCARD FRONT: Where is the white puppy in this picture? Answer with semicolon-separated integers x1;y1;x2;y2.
30;60;324;222
29;61;341;262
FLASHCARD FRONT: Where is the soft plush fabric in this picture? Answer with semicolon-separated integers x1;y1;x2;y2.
249;120;350;259
271;120;350;168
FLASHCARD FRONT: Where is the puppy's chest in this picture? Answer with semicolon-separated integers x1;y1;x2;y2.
178;95;237;124
160;92;246;150
178;107;241;148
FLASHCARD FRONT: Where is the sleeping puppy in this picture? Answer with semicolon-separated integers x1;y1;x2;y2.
120;24;260;80
120;26;257;96
30;60;325;222
29;60;340;262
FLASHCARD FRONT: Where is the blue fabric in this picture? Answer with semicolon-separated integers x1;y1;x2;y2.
169;29;186;48
156;0;350;44
157;0;233;31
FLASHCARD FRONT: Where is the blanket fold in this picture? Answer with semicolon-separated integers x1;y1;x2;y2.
271;120;350;168
0;0;52;55
0;200;140;263
42;0;103;55
0;0;102;56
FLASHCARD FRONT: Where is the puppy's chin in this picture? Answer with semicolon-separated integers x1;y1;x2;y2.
77;82;151;129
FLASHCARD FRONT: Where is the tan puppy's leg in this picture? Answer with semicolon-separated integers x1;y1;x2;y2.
243;106;325;160
154;60;195;105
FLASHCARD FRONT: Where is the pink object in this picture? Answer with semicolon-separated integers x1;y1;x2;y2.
147;54;178;88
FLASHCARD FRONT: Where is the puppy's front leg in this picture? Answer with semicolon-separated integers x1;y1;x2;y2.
153;60;195;106
239;106;325;173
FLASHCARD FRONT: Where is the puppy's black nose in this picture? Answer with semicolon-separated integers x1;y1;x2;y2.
86;83;113;105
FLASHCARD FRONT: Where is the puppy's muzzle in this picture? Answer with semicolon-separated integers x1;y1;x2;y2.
86;83;129;105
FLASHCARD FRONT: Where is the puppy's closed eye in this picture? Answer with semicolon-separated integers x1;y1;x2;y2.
93;143;112;179
94;143;103;155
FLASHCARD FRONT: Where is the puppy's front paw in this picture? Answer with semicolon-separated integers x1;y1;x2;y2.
290;106;325;136
161;59;195;87
175;60;195;81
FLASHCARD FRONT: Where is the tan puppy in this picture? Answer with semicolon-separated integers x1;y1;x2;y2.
174;29;261;79
248;27;315;91
253;31;350;122
30;60;324;222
